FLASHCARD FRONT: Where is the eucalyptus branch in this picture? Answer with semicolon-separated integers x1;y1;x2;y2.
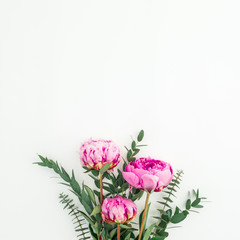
34;155;82;198
153;170;184;236
59;193;90;240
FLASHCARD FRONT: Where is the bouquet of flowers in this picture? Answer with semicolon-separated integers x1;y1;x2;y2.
35;130;206;240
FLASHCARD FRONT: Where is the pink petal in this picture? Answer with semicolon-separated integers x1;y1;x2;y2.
132;168;149;179
125;164;134;172
156;181;165;191
156;169;173;186
141;174;159;192
122;172;140;188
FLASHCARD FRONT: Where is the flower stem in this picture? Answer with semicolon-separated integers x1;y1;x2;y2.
117;224;121;240
138;192;150;240
100;173;103;240
100;173;103;205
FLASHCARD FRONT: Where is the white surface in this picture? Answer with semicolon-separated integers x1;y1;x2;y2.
1;1;240;239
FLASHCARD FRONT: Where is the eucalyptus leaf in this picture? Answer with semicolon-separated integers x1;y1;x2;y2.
192;198;201;207
171;213;187;223
137;130;144;142
186;199;191;210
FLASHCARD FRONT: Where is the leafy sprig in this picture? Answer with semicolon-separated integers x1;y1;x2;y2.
125;130;146;163
153;170;206;239
59;193;90;240
34;155;102;239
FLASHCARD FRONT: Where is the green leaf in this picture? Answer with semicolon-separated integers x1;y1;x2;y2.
174;206;180;215
78;210;95;226
124;232;131;240
157;201;171;209
127;149;132;161
131;141;136;150
90;205;101;216
136;144;148;147
132;149;140;156
91;169;99;176
194;204;204;208
143;223;156;240
59;193;90;240
186;199;191;210
100;163;112;175
192;198;201;207
71;174;81;194
84;185;96;205
182;210;189;216
166;209;172;218
163;197;173;203
34;162;46;166
60;167;71;182
81;189;93;214
89;224;98;240
94;179;100;188
120;224;135;229
137;190;144;200
152;231;169;239
109;228;117;238
171;213;187;223
151;238;166;240
137;130;144;142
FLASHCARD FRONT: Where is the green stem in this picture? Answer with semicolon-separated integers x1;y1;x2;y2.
100;173;103;205
138;193;150;240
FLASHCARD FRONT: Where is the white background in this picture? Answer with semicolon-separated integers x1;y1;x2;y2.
1;1;240;239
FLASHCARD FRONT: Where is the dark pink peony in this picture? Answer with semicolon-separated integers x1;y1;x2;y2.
122;157;173;193
101;196;137;224
80;139;121;170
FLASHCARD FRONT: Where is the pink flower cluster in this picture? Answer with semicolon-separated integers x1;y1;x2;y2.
78;138;174;228
102;196;137;224
80;139;120;170
123;157;173;193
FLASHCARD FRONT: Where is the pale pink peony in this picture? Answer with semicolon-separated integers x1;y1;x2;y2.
101;196;137;224
80;139;120;170
122;157;173;193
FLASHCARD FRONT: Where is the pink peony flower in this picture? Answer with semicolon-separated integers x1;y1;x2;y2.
102;196;137;224
80;139;120;171
122;157;173;193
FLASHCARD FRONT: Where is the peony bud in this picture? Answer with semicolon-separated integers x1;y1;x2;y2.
80;139;120;171
101;196;137;224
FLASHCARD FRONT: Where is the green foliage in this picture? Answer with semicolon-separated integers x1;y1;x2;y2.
34;155;81;197
125;129;147;163
34;155;102;239
59;193;91;240
100;129;146;203
137;130;144;142
100;162;112;175
143;223;156;240
153;170;206;239
35;130;206;240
